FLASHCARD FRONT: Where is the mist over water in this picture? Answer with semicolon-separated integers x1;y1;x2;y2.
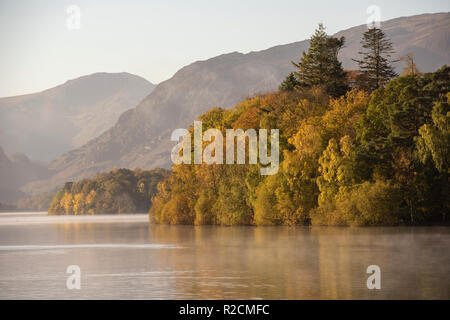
0;212;149;225
0;213;448;299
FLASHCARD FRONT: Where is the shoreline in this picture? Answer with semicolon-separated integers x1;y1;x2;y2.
0;212;149;225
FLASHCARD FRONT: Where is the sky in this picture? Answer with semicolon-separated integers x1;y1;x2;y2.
0;0;449;97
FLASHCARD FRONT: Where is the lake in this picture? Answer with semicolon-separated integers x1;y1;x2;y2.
0;212;448;299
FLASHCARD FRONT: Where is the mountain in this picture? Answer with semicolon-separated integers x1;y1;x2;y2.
0;146;50;203
0;72;155;161
335;13;450;72
25;13;450;193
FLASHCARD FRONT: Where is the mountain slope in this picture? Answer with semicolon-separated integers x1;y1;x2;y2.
29;13;450;193
0;72;155;161
335;12;450;72
0;146;50;203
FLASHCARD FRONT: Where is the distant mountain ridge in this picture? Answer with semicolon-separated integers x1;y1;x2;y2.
23;12;450;194
0;72;155;161
0;146;50;203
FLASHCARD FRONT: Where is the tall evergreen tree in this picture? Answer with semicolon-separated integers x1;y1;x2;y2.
292;24;349;97
353;27;398;92
279;72;300;92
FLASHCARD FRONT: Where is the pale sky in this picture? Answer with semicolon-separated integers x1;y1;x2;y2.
0;0;449;97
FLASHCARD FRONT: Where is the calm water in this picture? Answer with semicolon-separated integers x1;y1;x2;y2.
0;212;448;299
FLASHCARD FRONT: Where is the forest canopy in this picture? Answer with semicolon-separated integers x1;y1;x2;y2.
49;168;169;215
149;25;449;226
49;25;449;225
150;66;449;226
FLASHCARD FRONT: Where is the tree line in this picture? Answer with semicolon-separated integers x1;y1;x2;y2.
150;25;449;226
49;168;169;215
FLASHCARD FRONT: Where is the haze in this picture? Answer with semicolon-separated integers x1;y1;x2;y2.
0;0;449;97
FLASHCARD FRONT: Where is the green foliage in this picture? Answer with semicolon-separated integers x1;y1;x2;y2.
151;66;449;226
48;168;170;215
292;24;349;97
253;175;280;225
415;93;450;221
355;66;449;223
416;95;450;174
353;27;398;92
311;180;402;226
279;72;300;92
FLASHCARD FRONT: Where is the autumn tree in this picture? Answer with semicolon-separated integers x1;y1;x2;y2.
49;168;169;215
149;66;449;226
400;53;421;76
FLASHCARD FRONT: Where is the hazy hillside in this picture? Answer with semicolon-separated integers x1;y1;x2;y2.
25;13;450;194
335;12;450;71
0;72;155;161
0;146;50;203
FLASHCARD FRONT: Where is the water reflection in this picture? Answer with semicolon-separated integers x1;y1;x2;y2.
0;218;448;299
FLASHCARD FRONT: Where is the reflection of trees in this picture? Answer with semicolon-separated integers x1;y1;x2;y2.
45;224;449;299
152;226;449;299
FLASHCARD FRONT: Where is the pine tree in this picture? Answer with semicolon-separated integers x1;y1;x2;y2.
292;24;349;97
353;27;398;91
279;72;300;92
